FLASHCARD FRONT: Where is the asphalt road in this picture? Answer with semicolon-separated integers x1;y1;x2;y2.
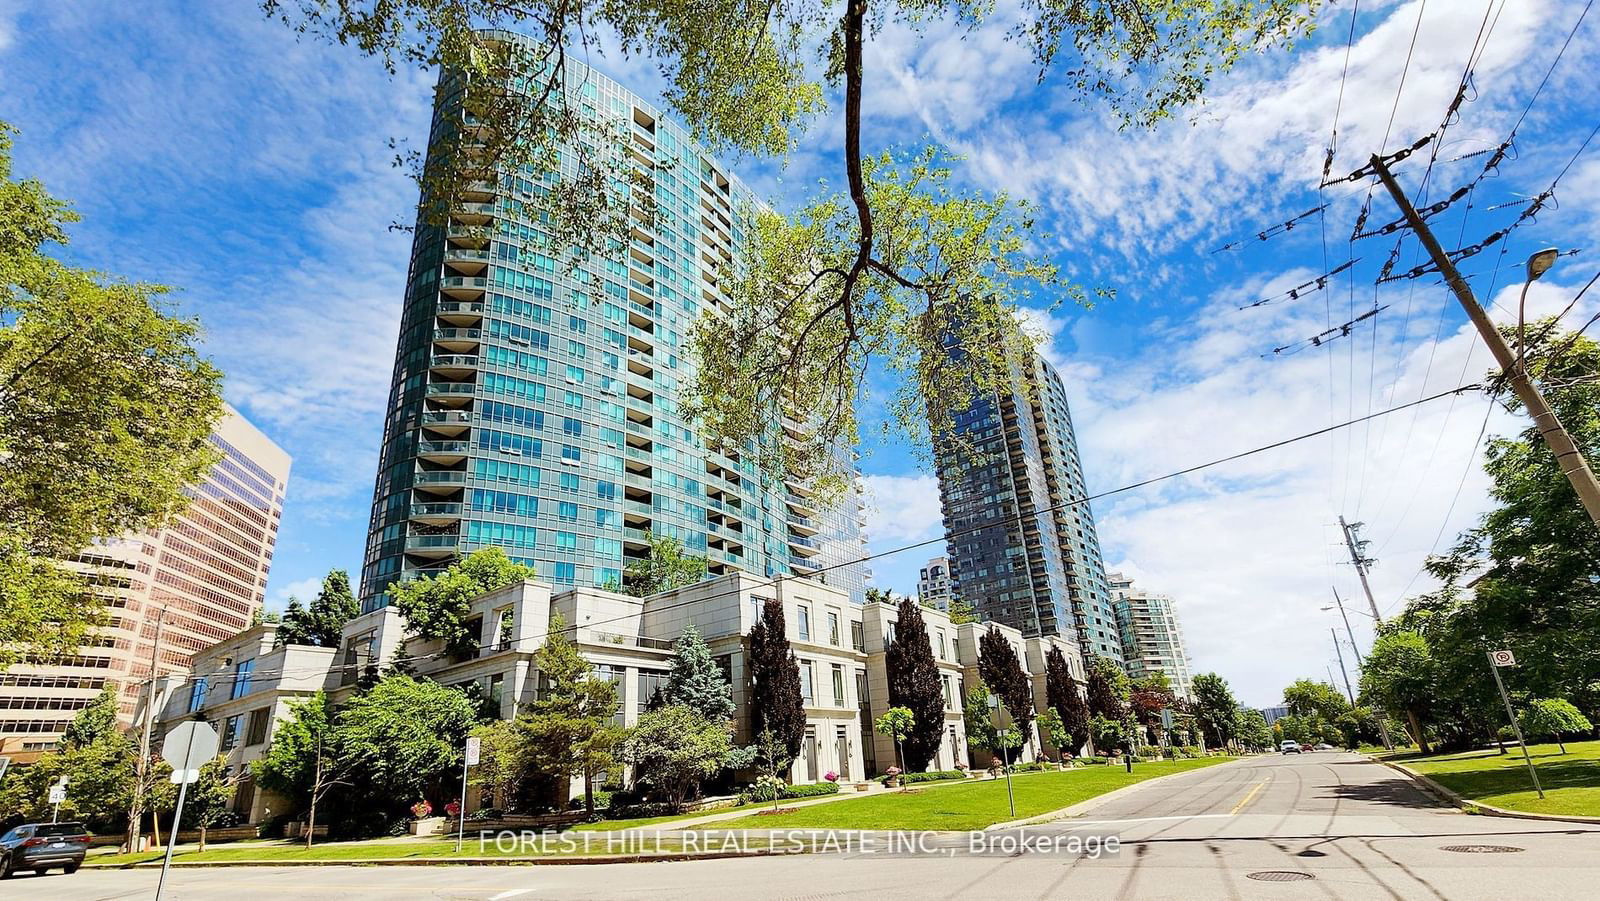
26;752;1600;900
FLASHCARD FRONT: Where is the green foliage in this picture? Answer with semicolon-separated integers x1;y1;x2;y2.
664;625;734;723
963;681;1023;761
946;596;979;625
875;706;915;742
188;755;239;829
0;122;224;671
884;597;945;771
1519;699;1593;752
900;769;967;785
521;614;626;813
748;597;806;761
1085;655;1128;720
1044;647;1090;753
276;569;359;647
1284;678;1351;720
1189;672;1238;749
623;704;737;809
621;532;707;597
336;675;479;808
1089;714;1126;752
252;692;340;807
0;688;138;832
389;547;533;658
977;626;1035;738
740;778;840;804
1359;629;1438;753
468;718;529;809
1038;708;1069;755
1234;707;1273;751
60;685;121;750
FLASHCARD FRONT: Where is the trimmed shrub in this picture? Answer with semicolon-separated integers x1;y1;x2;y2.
900;770;966;785
737;780;841;805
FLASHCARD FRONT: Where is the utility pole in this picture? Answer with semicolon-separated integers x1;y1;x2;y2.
1327;587;1392;750
1338;516;1383;623
1330;588;1364;665
1331;629;1356;706
1372;155;1600;528
127;607;166;853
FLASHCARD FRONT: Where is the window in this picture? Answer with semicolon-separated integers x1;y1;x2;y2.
799;660;814;704
831;664;846;707
559;472;580;492
558;501;579;522
245;708;271;746
942;675;955;710
230;660;255;699
220;714;242;751
827;611;841;646
187;677;208;713
554;562;576;584
936;630;947;661
596;480;617;500
796;605;811;641
850;621;864;652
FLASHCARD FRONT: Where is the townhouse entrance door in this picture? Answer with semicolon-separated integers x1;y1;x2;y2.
835;726;851;781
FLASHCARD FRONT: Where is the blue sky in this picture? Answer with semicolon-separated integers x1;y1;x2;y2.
3;0;1597;705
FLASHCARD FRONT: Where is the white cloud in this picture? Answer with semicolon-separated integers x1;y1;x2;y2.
860;473;946;545
268;576;322;614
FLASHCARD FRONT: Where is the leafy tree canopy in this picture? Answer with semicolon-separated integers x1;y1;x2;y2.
1359;629;1438;754
521;613;626;813
1519;698;1593;753
621;532;707;597
0;122;224;671
336;675;479;807
262;0;1321;490
623;703;737;809
277;569;360;647
389;547;533;657
1188;672;1238;749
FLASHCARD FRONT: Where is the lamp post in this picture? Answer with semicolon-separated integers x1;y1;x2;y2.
986;693;1016;818
1517;248;1562;372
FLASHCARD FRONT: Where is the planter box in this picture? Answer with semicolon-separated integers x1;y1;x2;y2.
284;822;329;839
172;826;257;844
410;816;446;836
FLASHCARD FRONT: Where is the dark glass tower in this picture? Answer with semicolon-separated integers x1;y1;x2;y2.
932;348;1121;663
359;37;868;610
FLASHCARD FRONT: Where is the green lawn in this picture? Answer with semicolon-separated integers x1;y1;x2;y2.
572;803;757;831
1401;739;1600;817
85;832;771;867
707;758;1234;831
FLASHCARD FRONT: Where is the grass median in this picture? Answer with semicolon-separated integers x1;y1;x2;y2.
707;757;1235;831
1398;739;1600;817
84;833;777;867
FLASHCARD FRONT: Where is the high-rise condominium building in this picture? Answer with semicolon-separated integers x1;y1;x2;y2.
917;555;953;611
0;406;290;753
1108;572;1194;699
358;34;868;610
931;347;1121;663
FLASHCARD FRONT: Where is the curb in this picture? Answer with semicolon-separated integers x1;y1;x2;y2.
985;756;1247;830
88;849;783;870
1372;756;1600;825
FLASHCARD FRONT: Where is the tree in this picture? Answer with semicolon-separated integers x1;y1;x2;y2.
262;3;1319;492
1283;678;1351;721
0;122;225;670
389;547;533;658
946;597;979;625
186;756;238;852
1089;715;1126;754
621;533;707;597
1359;630;1438;754
747;597;805;764
469;718;530;811
664;625;734;724
963;681;1023;766
750;727;795;813
1085;656;1128;721
884;597;944;772
336;675;479;817
1189;673;1239;750
623;704;737;810
1044;647;1088;755
874;707;915;778
252;692;350;848
1235;707;1273;752
60;685;121;750
0;690;137;834
977;626;1035;752
1130;673;1176;744
1038;709;1069;762
521;614;626;815
1519;699;1593;754
276;569;359;647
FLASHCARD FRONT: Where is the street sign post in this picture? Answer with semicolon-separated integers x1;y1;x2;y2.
155;721;218;901
456;735;480;852
48;783;66;823
1486;650;1543;800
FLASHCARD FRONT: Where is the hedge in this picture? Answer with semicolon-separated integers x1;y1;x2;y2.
898;770;967;785
737;781;841;804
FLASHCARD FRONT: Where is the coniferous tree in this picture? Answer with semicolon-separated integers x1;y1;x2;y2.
1086;655;1128;720
521;614;626;815
1044;647;1090;754
885;596;945;772
977;626;1035;742
665;625;734;723
747;597;805;762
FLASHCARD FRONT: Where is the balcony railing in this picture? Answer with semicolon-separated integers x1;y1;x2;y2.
426;382;475;396
407;535;460;550
417;440;470;455
410;502;463;517
413;471;467;486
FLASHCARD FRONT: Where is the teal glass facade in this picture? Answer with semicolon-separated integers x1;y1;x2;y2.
359;38;868;611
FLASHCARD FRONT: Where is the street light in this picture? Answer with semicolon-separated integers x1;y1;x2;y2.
1518;247;1562;369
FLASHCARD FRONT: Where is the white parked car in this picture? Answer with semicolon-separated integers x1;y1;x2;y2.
1280;740;1302;754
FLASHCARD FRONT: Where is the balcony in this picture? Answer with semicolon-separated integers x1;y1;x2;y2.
436;302;484;328
433;327;482;351
413;471;467;493
406;534;460;557
623;526;652;547
416;440;470;463
446;224;490;247
450;201;495;225
443;247;490;274
440;277;488;301
425;382;475;405
788;533;822;552
429;354;479;378
409;502;463;524
788;514;819;536
790;556;822;573
419;410;472;435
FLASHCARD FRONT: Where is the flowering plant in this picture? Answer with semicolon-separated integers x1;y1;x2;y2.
410;801;433;819
884;766;901;777
444;800;461;817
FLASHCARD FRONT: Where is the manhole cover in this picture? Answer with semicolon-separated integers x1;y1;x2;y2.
1247;871;1315;882
1440;844;1524;854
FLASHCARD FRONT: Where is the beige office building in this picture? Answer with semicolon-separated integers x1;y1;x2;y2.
0;405;290;755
